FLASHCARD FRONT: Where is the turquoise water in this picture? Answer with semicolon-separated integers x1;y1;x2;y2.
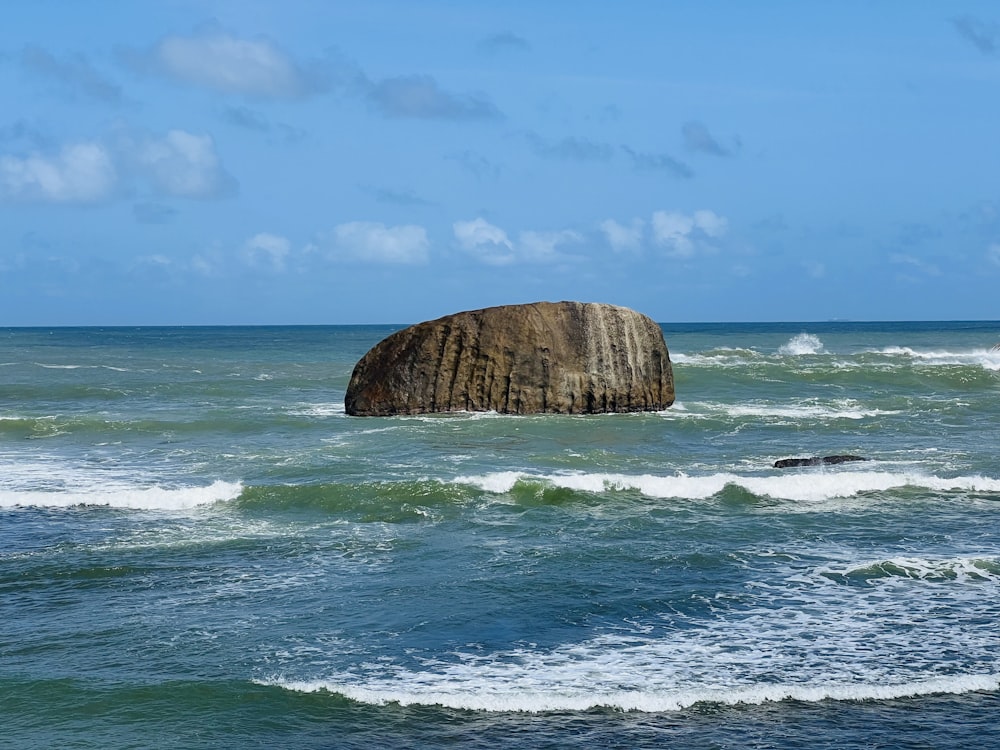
3;322;1000;748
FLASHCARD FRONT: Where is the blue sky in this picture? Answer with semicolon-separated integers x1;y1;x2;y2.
2;2;1000;324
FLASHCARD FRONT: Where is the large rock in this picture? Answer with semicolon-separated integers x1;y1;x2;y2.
345;301;674;416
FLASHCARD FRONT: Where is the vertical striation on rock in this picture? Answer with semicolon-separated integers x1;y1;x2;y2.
345;301;674;416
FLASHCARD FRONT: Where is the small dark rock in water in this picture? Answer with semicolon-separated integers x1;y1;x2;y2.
773;455;868;469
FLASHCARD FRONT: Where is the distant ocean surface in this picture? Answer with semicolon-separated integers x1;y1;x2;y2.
4;321;1000;749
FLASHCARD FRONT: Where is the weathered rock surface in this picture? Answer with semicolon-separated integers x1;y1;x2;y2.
773;455;868;469
345;301;674;416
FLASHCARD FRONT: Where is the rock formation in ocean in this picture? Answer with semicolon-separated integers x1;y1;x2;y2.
345;301;675;416
773;455;868;468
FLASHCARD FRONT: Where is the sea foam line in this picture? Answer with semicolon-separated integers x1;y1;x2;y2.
451;471;1000;502
662;400;891;421
264;672;1000;713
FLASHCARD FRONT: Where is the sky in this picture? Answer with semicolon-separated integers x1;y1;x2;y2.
2;1;1000;325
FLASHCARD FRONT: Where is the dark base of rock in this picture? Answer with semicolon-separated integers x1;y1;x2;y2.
774;455;868;469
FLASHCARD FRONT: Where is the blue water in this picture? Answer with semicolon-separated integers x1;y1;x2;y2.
2;321;1000;748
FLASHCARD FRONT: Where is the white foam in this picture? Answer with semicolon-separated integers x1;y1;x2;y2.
451;470;1000;503
454;471;526;494
288;402;347;417
779;333;825;355
260;539;1000;714
662;399;891;421
0;479;243;510
875;346;1000;371
670;349;761;367
267;672;1000;712
820;556;1000;583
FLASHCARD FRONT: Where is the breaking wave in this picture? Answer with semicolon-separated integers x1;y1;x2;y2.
451;470;1000;503
267;673;1000;713
0;479;243;510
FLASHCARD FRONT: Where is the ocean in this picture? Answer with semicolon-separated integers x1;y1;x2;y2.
3;321;1000;749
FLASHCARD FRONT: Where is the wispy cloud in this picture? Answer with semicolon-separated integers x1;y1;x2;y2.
364;74;502;120
600;218;645;253
328;222;430;264
133;201;178;224
361;185;435;206
21;45;123;103
682;121;738;157
448;150;501;180
0;120;52;150
120;129;236;199
803;260;826;278
890;253;941;277
622;146;693;178
526;132;614;161
124;31;329;98
243;232;291;271
989;243;1000;266
221;105;270;132
219;106;307;144
478;31;531;55
652;209;728;257
897;223;942;247
0;142;117;203
952;15;999;55
518;229;582;262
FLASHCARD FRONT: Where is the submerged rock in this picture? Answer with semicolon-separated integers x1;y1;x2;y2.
773;455;868;469
345;301;674;416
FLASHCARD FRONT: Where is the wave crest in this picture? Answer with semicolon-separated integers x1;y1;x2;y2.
263;672;1000;713
779;333;825;355
0;479;243;510
451;470;1000;503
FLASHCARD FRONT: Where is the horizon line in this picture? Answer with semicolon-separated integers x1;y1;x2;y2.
3;318;1000;330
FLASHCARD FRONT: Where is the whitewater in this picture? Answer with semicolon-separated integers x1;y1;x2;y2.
2;321;1000;749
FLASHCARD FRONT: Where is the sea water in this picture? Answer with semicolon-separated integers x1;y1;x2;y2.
2;322;1000;748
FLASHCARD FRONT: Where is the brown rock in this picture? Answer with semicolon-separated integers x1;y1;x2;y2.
345;301;675;416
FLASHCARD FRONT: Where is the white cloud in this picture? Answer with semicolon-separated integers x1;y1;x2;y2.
693;209;729;238
453;217;515;265
0;142;116;203
1;129;234;205
130;130;233;199
652;209;728;257
244;233;291;271
332;222;429;264
453;218;580;264
152;33;314;98
651;212;696;257
600;218;644;253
